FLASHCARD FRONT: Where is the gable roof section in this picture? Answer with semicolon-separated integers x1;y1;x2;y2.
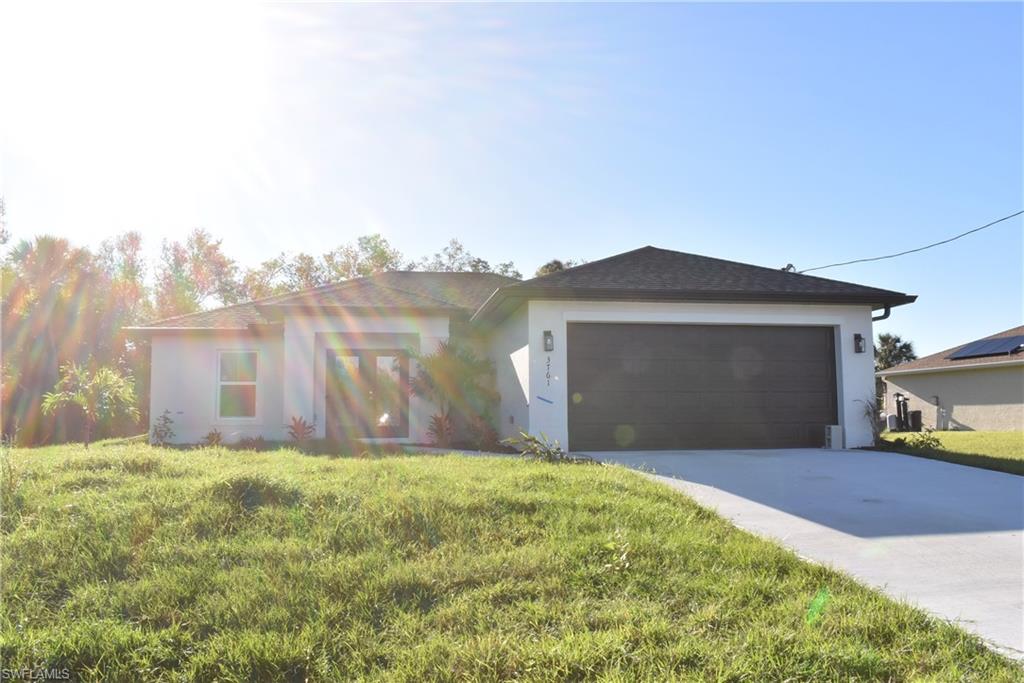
473;246;915;322
878;325;1024;376
130;272;516;330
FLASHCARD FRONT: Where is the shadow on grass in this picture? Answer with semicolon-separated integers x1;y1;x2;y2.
874;443;1024;477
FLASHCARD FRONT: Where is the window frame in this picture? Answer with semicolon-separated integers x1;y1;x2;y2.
216;349;259;422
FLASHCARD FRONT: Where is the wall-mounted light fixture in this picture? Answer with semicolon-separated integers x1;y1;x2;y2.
854;333;866;353
543;330;554;352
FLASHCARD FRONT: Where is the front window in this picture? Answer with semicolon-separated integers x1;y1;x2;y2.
219;351;257;418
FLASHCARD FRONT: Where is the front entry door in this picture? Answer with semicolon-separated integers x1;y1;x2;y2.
325;349;409;441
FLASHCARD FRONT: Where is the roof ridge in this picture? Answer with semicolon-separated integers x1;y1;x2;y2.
515;246;654;286
645;245;898;293
517;245;897;294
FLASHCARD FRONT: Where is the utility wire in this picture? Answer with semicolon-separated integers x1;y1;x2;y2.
797;209;1024;274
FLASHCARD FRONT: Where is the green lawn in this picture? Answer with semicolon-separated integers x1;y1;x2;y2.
1;443;1019;681
879;431;1024;476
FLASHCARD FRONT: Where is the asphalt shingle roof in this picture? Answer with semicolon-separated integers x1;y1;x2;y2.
131;247;914;331
879;325;1024;374
134;272;515;329
472;246;915;321
512;246;910;299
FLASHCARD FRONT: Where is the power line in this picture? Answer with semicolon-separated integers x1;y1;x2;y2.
796;210;1024;274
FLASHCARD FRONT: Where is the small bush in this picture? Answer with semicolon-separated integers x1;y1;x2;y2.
210;474;302;510
151;410;176;446
427;414;454;448
236;436;268;451
287;416;315;443
201;428;223;447
503;431;593;464
908;428;942;451
467;414;500;451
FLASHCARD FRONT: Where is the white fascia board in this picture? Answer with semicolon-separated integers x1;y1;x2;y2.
877;358;1024;378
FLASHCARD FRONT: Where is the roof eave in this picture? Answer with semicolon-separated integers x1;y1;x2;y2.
877;357;1024;377
471;287;916;324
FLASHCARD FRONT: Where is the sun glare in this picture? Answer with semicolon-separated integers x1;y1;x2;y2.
0;2;274;231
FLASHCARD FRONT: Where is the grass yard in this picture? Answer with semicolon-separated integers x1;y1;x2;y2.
879;431;1024;476
1;443;1019;681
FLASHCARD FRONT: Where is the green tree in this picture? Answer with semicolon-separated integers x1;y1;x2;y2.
324;234;405;280
287;252;328;290
2;236;101;443
875;333;917;371
42;362;139;447
415;238;521;279
0;196;9;246
240;253;290;299
97;231;153;325
535;258;585;278
155;228;240;318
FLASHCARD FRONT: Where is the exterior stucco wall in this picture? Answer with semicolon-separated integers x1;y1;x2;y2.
884;364;1024;432
524;300;877;450
149;333;285;444
486;304;530;440
282;313;450;443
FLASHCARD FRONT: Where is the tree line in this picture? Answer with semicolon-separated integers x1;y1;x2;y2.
1;223;574;445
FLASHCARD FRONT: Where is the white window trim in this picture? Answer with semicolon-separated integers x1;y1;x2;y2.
216;349;260;423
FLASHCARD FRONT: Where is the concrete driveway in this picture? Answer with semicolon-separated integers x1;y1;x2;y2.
587;448;1024;658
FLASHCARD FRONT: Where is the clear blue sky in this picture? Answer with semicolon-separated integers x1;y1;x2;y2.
1;2;1020;354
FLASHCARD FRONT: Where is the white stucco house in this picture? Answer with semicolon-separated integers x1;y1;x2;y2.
878;325;1024;432
128;246;915;451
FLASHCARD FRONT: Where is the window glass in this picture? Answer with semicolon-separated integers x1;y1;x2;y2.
375;355;401;428
220;385;256;418
219;351;257;418
220;352;258;382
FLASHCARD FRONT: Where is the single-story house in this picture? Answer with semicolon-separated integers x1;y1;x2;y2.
877;325;1024;432
128;246;915;451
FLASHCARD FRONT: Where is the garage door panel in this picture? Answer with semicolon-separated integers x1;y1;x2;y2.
567;323;838;450
569;358;834;393
569;390;834;425
569;420;820;450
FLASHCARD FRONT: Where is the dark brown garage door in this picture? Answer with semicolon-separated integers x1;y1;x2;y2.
567;323;838;450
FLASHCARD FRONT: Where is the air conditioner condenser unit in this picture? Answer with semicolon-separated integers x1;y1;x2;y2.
824;425;843;449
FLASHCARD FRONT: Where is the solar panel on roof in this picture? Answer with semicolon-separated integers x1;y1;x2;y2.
947;335;1024;360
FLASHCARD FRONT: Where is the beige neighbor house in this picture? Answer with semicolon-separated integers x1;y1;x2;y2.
127;246;915;451
878;325;1024;432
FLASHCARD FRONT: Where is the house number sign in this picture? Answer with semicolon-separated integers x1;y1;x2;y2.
546;355;551;386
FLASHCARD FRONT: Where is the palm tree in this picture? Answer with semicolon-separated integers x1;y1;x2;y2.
3;236;97;443
875;333;917;371
409;341;499;447
41;362;139;447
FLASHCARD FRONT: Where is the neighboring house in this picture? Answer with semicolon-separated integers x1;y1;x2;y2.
878;326;1024;432
127;246;914;450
